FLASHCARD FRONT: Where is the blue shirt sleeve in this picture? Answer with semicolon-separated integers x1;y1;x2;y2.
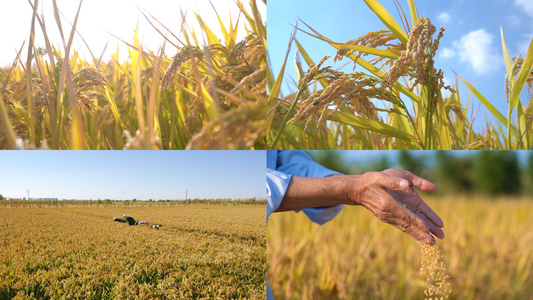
266;168;291;221
266;150;344;225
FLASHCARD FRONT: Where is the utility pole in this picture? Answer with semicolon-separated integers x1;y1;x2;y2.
27;189;30;201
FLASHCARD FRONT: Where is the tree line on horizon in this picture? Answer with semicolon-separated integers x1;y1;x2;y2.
309;151;533;197
0;197;267;208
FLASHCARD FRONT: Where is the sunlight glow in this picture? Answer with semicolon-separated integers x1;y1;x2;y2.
0;0;265;66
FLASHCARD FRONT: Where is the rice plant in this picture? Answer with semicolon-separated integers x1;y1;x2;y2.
267;0;533;150
0;0;266;149
267;196;533;299
0;204;266;298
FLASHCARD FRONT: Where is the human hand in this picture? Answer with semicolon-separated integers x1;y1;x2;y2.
381;169;444;240
349;169;444;244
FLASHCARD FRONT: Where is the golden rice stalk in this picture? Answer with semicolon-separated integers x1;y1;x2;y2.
1;77;45;143
227;34;265;67
289;64;399;130
334;30;399;69
384;17;453;94
73;66;108;111
444;95;467;124
73;67;109;92
230;65;266;94
160;46;204;90
186;101;265;149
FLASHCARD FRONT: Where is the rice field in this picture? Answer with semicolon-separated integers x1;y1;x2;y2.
267;196;533;299
267;0;533;150
0;0;266;150
0;204;266;299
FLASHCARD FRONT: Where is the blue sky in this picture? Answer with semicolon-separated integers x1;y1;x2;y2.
0;151;265;200
0;0;266;67
268;0;533;131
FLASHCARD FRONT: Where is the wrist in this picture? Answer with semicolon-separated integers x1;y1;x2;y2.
276;175;354;212
326;174;359;206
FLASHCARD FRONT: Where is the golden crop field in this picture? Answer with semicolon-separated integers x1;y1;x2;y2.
267;196;533;300
0;0;266;150
0;204;266;299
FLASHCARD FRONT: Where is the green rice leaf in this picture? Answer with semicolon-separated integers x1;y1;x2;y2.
328;41;401;59
104;89;121;126
267;28;296;135
296;22;400;59
407;0;418;29
194;13;219;45
510;37;533;110
330;110;418;142
210;2;230;46
456;73;519;137
294;38;329;89
516;100;530;149
500;27;512;77
294;52;305;87
363;0;408;44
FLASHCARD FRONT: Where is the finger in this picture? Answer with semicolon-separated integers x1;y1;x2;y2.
383;169;437;192
391;215;435;244
409;174;438;193
417;201;444;228
376;173;409;191
416;210;445;239
390;205;435;244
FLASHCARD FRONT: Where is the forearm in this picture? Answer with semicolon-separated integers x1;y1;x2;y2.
275;174;355;212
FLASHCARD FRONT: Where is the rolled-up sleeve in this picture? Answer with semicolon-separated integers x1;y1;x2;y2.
266;168;291;220
266;150;344;225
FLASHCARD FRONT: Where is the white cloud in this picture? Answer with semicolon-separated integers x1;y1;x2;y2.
515;0;533;18
437;12;452;24
440;47;456;59
454;29;502;75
